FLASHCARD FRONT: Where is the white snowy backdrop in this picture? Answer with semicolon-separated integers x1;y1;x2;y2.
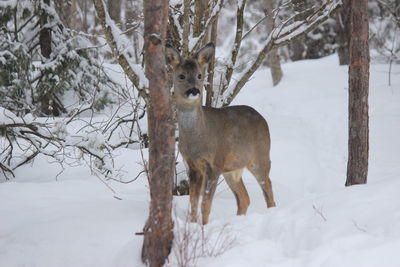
1;54;399;267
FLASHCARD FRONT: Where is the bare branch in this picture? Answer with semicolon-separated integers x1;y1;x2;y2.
221;0;247;96
190;0;224;53
93;0;149;103
312;204;327;222
181;0;191;56
222;0;341;106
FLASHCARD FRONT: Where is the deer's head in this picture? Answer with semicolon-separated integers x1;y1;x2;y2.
166;43;215;104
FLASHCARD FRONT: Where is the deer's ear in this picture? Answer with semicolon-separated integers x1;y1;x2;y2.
165;44;181;68
195;43;215;66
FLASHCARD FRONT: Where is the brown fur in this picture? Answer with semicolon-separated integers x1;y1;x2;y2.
166;43;276;224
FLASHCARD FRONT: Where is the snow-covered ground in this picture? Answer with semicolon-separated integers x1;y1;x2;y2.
1;55;399;267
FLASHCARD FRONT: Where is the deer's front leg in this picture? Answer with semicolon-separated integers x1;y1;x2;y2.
188;168;204;223
201;164;219;225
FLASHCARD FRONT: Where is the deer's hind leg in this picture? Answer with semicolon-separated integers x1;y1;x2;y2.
223;169;250;215
248;160;276;208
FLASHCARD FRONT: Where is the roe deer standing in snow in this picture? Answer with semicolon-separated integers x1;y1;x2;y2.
166;43;276;224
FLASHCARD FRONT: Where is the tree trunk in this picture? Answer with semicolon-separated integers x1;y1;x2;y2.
107;0;121;24
83;0;89;32
205;17;218;107
39;0;55;116
141;0;175;266
265;0;283;86
193;0;207;38
346;0;369;186
336;0;351;65
289;0;308;61
40;0;52;59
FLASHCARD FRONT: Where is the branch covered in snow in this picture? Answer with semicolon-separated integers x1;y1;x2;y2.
0;88;145;180
93;0;149;103
220;0;342;107
221;0;247;96
190;0;225;53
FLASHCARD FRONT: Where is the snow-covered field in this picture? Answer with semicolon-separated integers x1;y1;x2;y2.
1;55;399;267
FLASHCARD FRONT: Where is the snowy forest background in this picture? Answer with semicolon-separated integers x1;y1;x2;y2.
1;0;400;266
0;0;397;180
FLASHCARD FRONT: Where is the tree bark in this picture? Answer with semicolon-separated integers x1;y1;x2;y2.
205;17;218;107
193;0;208;38
265;0;283;86
93;0;148;103
222;0;341;107
141;0;175;266
346;0;369;186
39;0;56;116
181;0;191;57
40;0;52;59
336;0;351;65
107;0;121;24
289;0;308;61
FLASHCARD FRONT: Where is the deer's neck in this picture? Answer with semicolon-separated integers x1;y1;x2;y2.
176;103;205;134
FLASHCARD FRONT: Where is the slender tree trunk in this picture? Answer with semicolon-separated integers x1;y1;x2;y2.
205;17;218;107
289;0;307;61
336;0;351;65
265;0;283;86
181;0;191;57
346;0;369;186
40;0;52;59
83;0;88;32
39;0;55;116
193;0;207;38
141;0;175;266
107;0;121;24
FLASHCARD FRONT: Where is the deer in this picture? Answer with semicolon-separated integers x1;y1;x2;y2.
166;43;276;225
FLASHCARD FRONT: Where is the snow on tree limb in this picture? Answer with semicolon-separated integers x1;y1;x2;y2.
0;97;142;180
189;0;224;53
221;0;247;96
221;0;342;107
93;0;149;103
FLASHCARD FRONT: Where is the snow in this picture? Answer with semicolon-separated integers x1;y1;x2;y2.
103;0;148;89
1;55;400;267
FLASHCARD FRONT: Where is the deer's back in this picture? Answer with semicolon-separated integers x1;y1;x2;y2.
202;105;271;172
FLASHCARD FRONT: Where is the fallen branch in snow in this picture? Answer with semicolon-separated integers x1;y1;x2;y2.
352;219;367;233
106;170;146;184
172;207;236;267
312;204;327;222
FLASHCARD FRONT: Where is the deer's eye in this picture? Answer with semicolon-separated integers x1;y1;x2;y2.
197;74;202;79
179;74;186;80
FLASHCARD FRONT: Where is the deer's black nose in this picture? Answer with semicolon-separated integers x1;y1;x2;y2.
186;88;200;97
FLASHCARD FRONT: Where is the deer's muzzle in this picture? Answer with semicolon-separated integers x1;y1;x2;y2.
186;88;200;99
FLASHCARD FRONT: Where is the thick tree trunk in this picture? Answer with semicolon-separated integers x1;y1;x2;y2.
336;0;351;65
346;0;369;186
265;0;283;86
141;0;175;266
